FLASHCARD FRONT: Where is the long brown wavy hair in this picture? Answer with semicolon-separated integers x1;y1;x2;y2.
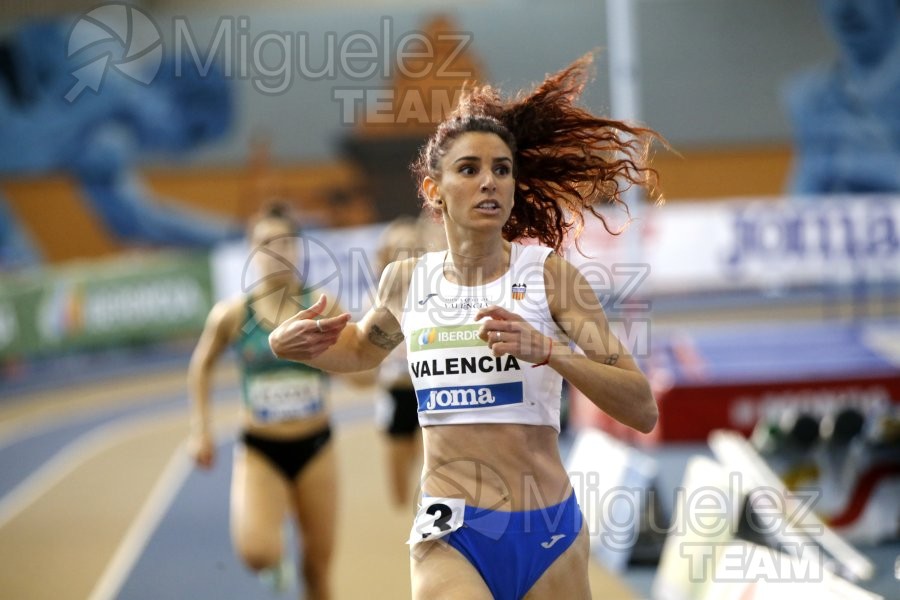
411;52;664;252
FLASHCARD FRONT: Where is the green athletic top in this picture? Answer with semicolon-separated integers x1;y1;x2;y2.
233;293;328;423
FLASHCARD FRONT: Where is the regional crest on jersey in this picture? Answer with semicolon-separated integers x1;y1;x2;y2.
511;282;527;300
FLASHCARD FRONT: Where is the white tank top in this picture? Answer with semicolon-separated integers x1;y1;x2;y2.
400;243;565;431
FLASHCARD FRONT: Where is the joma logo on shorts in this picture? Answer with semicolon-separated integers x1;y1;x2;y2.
425;387;495;410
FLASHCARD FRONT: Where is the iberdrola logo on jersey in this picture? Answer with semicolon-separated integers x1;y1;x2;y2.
410;324;484;352
418;328;438;347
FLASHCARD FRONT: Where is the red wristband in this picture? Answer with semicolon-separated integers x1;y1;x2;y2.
531;339;552;368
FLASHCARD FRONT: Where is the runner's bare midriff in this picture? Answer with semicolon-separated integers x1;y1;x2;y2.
421;423;572;511
243;411;330;439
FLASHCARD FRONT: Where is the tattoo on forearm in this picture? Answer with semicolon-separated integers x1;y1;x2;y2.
603;353;620;366
368;324;404;350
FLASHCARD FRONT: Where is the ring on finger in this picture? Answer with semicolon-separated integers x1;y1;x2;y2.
316;319;324;333
494;331;501;342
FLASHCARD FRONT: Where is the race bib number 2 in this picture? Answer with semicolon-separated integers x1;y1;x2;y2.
406;497;465;546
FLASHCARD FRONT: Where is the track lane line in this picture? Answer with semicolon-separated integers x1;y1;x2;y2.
87;439;195;600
